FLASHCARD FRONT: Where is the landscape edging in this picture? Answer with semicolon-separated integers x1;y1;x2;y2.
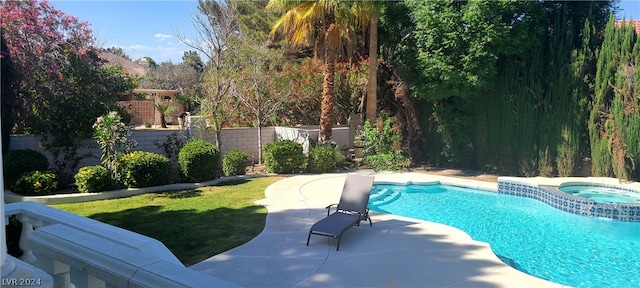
4;174;269;205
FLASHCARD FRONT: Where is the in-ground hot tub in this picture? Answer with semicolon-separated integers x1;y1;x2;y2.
498;177;640;222
559;184;640;204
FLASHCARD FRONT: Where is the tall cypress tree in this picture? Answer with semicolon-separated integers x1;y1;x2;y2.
472;1;604;176
590;16;640;180
381;0;612;174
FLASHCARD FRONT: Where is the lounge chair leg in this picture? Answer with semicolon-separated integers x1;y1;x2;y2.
336;237;341;251
306;232;311;246
368;216;372;226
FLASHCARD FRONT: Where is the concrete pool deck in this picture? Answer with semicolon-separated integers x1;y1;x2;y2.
189;172;565;287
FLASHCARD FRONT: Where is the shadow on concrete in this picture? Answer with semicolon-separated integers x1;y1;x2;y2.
189;208;523;288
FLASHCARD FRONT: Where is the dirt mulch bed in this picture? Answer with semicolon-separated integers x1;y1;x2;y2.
410;167;499;183
245;163;499;183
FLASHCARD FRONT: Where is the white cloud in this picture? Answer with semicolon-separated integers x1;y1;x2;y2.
125;43;188;63
129;44;146;50
155;33;173;41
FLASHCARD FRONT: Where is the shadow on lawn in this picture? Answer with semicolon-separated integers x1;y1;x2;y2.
212;178;249;186
87;204;267;266
158;189;203;199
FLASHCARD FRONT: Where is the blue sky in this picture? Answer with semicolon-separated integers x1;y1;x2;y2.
52;0;640;64
52;0;201;64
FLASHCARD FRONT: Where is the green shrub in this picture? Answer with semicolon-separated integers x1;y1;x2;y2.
222;149;248;176
307;145;338;173
3;149;49;189
360;118;411;172
120;151;171;188
13;171;58;195
74;165;113;193
363;151;411;172
263;140;305;174
178;139;219;182
335;146;349;167
361;118;399;155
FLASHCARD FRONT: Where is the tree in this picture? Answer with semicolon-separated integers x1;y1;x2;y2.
1;34;15;155
380;0;613;173
1;0;136;182
182;51;204;73
267;0;359;142
354;0;381;123
177;0;241;146
365;3;379;124
590;16;640;180
154;102;177;128
138;61;200;97
106;46;131;60
235;0;278;41
230;40;294;163
136;56;157;69
278;58;367;126
1;0;94;132
1;0;134;141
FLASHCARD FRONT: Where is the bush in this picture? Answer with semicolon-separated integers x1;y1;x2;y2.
120;151;171;188
3;149;49;189
222;149;248;176
360;118;411;172
363;151;411;172
178;139;219;182
263;140;305;174
13;171;58;195
307;145;338;173
74;165;113;193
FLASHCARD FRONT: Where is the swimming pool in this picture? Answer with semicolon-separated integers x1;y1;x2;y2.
369;183;640;288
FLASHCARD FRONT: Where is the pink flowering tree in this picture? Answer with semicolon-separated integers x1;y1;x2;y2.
1;0;134;140
1;0;92;72
1;0;135;184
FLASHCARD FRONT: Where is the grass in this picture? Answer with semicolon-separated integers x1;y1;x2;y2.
51;176;284;266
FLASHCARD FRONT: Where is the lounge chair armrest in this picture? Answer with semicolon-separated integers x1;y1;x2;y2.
325;204;338;215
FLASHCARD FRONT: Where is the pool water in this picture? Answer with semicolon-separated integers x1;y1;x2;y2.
369;184;640;288
560;185;640;203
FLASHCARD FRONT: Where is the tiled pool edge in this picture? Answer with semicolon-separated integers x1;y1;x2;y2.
498;177;640;222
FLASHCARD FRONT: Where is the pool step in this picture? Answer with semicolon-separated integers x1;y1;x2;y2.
369;188;401;207
496;254;517;268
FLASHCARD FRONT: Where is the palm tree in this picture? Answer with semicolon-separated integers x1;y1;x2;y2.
361;0;380;124
267;0;357;142
154;102;176;128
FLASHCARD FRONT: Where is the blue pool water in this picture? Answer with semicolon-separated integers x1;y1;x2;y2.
369;184;640;288
560;185;640;203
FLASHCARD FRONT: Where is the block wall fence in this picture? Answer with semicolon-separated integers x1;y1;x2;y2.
8;125;353;172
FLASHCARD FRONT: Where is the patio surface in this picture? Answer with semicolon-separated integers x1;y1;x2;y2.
190;172;566;287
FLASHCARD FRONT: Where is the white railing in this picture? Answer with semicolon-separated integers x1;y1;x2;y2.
5;201;237;288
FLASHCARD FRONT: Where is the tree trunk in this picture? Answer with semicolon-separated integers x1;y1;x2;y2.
210;112;222;148
257;111;263;165
365;15;378;124
320;53;336;142
160;114;167;128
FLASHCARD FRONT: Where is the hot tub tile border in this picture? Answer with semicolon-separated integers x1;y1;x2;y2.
498;180;640;222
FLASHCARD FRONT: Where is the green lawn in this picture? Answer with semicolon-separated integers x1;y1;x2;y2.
51;177;284;266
